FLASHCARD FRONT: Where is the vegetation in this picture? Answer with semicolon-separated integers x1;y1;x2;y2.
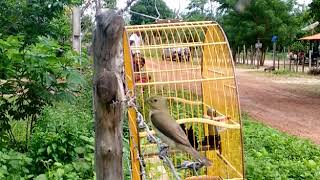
243;114;320;179
218;0;305;51
1;0;320;179
3;88;320;179
130;0;174;25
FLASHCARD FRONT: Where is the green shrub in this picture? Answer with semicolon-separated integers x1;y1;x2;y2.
271;69;292;75
28;98;94;174
243;114;320;179
0;148;33;179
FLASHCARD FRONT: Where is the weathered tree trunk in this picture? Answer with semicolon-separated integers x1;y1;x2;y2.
93;10;125;180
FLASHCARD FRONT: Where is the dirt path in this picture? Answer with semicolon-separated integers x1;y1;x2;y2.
237;69;320;144
145;59;320;144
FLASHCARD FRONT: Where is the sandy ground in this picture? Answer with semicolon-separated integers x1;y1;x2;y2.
145;59;320;144
236;68;320;144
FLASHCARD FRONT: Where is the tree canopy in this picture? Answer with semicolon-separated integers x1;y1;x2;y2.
130;0;174;25
218;0;303;50
0;0;81;45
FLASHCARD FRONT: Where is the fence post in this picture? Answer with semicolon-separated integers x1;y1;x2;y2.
93;10;125;180
295;57;299;72
302;56;305;73
243;45;246;64
283;48;286;70
309;50;312;70
277;55;280;70
237;46;240;64
250;45;253;65
272;42;276;68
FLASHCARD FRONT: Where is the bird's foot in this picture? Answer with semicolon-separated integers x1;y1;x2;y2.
159;144;169;160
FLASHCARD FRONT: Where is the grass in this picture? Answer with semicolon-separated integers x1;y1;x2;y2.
235;63;257;69
242;113;320;179
246;68;311;78
4;82;320;179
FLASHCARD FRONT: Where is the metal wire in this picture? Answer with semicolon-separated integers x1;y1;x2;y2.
128;10;160;20
154;0;160;20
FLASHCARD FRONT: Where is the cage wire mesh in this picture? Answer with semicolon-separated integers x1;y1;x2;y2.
123;21;244;180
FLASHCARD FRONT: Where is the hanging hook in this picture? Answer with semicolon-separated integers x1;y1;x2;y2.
154;0;161;20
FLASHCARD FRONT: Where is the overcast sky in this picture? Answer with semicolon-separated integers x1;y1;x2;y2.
117;0;312;13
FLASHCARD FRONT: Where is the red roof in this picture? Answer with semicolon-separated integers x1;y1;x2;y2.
300;33;320;40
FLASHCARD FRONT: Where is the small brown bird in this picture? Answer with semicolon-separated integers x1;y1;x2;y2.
147;96;212;166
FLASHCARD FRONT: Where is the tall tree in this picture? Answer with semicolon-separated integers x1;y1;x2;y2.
0;0;81;45
130;0;174;25
309;0;320;23
184;0;209;21
218;0;304;54
308;0;320;32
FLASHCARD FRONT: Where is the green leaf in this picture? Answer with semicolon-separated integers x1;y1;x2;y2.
74;147;85;154
47;146;52;155
34;174;47;180
52;143;57;151
56;168;65;177
58;146;67;154
37;148;46;154
54;162;62;167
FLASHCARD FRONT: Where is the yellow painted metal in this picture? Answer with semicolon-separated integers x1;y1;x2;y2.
123;32;141;180
123;21;244;180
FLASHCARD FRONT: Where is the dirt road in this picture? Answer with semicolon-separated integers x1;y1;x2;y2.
144;59;320;144
237;69;320;144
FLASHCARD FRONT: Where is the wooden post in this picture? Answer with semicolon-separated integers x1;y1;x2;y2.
302;56;305;73
250;45;253;65
295;57;299;72
317;57;319;69
93;10;125;180
243;45;246;64
289;48;292;72
283;48;286;70
237;46;240;63
272;42;276;68
246;48;248;64
309;50;312;70
277;55;280;70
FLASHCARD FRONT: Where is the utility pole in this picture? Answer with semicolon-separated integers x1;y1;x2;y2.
72;7;81;53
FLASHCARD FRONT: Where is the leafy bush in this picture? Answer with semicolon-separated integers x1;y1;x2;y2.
290;41;305;52
0;35;86;145
243;114;320;179
0;148;33;179
28;96;94;174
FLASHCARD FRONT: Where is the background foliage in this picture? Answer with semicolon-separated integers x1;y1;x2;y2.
130;0;174;25
1;0;320;179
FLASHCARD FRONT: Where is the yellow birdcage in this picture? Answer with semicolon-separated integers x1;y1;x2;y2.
123;21;244;180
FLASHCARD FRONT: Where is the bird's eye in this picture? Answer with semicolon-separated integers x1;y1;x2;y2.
154;99;157;102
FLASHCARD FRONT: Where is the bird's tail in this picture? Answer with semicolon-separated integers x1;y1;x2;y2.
180;145;213;167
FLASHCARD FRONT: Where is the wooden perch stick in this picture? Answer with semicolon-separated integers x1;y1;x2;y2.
93;9;125;180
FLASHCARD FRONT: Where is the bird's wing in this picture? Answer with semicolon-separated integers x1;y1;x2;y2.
151;111;191;147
